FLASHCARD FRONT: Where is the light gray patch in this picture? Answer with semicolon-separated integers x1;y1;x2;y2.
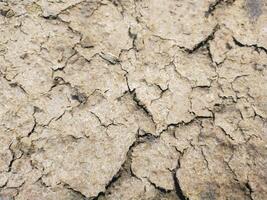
246;0;263;19
0;196;14;200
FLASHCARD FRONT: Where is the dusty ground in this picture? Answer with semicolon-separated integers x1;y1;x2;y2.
0;0;266;199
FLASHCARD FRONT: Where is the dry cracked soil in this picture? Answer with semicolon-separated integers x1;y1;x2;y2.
0;0;267;200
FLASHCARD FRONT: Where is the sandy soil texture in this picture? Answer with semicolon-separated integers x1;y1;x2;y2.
0;0;267;199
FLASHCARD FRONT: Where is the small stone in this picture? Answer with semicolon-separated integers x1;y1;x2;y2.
80;36;94;48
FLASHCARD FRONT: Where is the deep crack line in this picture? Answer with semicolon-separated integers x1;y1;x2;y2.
173;171;190;200
173;159;190;200
233;36;267;54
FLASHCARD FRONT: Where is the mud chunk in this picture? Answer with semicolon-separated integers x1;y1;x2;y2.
131;139;179;190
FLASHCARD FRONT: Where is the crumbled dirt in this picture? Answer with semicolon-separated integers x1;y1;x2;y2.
0;0;266;199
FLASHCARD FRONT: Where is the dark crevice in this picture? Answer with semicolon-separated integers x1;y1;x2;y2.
92;133;143;199
173;160;190;200
93;128;168;199
217;125;235;141
91;192;105;200
206;43;216;65
41;0;88;19
124;135;144;181
0;179;8;189
1;74;28;95
42;15;58;20
138;131;160;141
103;169;122;191
7;141;24;173
200;148;211;171
0;6;15;18
186;25;220;54
63;183;88;200
50;76;88;105
233;37;267;54
7;143;16;172
205;0;224;17
28;109;37;137
205;0;236;17
71;91;87;104
131;89;157;125
173;175;189;200
245;181;254;200
159;115;213;136
147;178;172;194
9;82;28;94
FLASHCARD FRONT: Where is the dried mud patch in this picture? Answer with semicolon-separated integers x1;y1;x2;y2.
0;0;266;199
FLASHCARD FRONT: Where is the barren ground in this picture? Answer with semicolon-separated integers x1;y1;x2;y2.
0;0;267;199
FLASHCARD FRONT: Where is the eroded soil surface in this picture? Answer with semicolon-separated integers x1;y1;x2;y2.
0;0;267;199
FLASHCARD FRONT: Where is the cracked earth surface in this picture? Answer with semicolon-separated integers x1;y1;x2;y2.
0;0;267;199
